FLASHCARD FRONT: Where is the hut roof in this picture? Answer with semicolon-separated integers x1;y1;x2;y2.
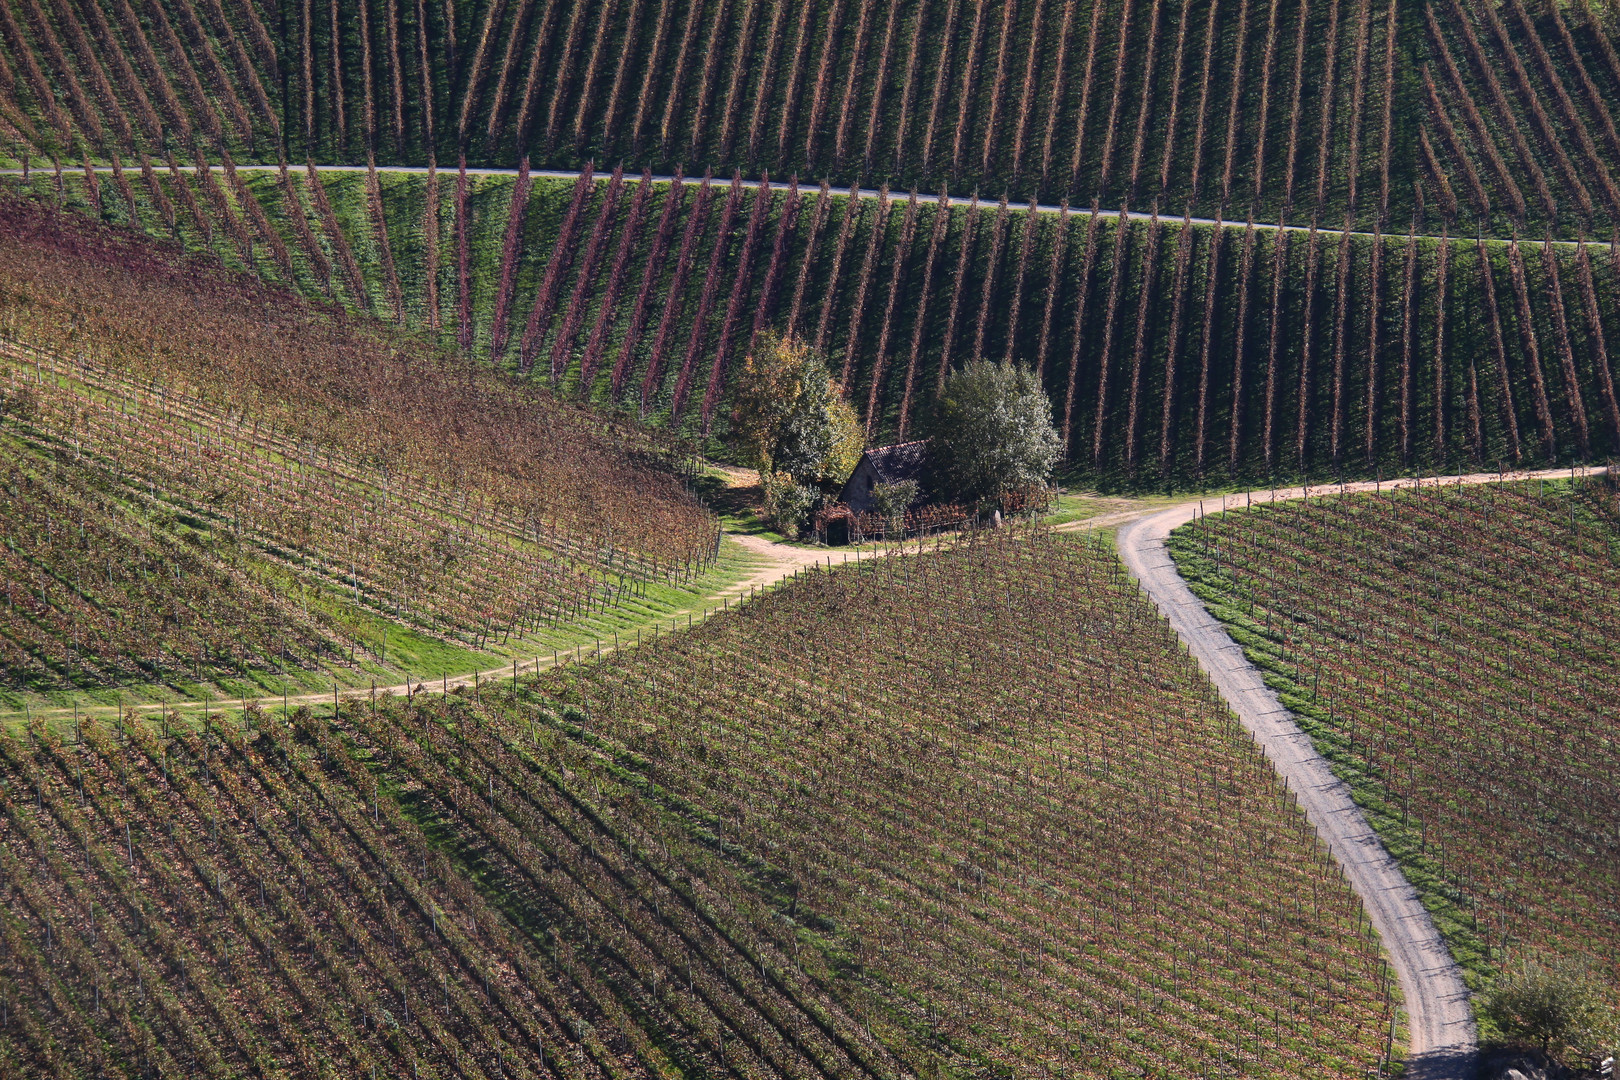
859;440;931;486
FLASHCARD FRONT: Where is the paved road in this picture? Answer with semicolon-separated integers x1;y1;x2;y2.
1114;465;1603;1079
2;162;1605;250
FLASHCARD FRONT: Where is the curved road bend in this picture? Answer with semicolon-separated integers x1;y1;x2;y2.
2;163;1605;251
1113;465;1603;1079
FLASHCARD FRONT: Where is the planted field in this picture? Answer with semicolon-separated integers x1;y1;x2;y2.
3;0;1617;1069
0;708;666;1079
7;0;1620;486
503;528;1397;1074
3;0;1619;493
0;528;1401;1076
9;0;1620;237
0;194;717;700
0;416;355;695
1167;478;1620;1004
31;166;1620;486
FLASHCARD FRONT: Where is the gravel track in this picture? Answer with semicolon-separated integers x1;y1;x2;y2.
1113;466;1604;1079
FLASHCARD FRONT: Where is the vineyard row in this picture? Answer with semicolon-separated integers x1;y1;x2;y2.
8;0;1620;233
33;166;1620;484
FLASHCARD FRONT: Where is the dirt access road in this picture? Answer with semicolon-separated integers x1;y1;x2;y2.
1114;465;1604;1080
11;528;856;721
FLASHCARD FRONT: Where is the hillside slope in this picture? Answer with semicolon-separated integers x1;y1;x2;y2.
0;527;1402;1077
1167;478;1620;1020
0;194;718;704
21;166;1620;488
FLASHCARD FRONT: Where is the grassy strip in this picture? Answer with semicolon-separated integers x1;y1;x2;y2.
0;534;762;725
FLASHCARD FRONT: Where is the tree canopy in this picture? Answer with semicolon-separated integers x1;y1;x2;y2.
732;334;863;489
1482;956;1613;1061
928;359;1062;506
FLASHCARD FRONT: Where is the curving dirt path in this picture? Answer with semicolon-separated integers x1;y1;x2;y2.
12;529;847;721
1111;465;1603;1080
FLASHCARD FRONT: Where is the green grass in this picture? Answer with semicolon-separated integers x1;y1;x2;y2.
687;461;847;546
1039;490;1192;526
0;533;764;729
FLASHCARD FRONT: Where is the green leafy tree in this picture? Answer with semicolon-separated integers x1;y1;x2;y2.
928;359;1061;507
1483;956;1612;1060
733;334;862;488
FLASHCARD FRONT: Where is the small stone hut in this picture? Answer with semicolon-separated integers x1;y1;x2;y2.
838;440;932;515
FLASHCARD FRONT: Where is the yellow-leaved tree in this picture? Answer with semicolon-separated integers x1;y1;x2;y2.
733;334;862;488
732;334;863;536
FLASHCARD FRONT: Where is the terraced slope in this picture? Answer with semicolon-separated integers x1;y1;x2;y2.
1166;477;1620;1017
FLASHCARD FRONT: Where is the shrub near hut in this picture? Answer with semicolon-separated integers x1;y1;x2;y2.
869;479;919;536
